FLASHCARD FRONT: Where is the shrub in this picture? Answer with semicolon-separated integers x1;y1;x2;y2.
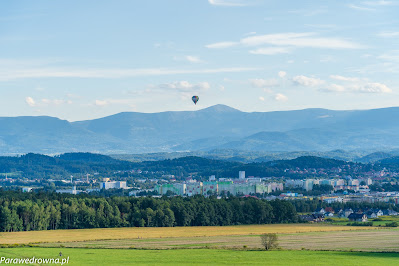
260;233;279;251
385;221;398;227
347;222;373;226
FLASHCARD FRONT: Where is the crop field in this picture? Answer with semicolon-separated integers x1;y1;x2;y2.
1;248;399;265
0;224;373;245
33;228;399;252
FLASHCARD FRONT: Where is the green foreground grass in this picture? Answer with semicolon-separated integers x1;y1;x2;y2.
1;248;399;266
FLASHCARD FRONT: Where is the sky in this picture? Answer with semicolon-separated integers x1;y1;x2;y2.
1;0;399;121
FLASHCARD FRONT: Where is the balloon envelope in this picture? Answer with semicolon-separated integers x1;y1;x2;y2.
192;96;199;105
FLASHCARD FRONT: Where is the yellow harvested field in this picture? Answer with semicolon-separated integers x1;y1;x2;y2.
0;224;378;245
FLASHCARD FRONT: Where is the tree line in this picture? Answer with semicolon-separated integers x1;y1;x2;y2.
0;191;297;232
292;199;399;213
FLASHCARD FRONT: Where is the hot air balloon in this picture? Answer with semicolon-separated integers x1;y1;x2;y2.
192;96;199;105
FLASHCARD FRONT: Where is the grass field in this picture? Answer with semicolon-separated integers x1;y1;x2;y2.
0;224;375;245
1;248;399;265
1;224;397;265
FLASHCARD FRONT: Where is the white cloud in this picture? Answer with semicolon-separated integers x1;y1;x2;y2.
25;96;71;107
259;96;265;101
250;78;279;88
323;82;391;93
278;71;287;78
0;67;259;81
185;55;203;63
205;42;238;49
244;31;257;36
292;75;325;87
249;47;292;55
275;93;288;101
357;82;392;93
160;81;211;92
41;99;65;105
241;32;364;49
25;97;36;107
348;4;376;11
94;99;136;107
206;32;364;51
95;100;109;106
377;31;399;38
241;32;313;46
348;1;394;11
324;84;346;92
329;75;359;82
174;55;204;63
219;85;225;91
362;0;393;5
208;0;249;6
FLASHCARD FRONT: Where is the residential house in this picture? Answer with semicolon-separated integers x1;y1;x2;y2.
348;213;368;222
373;209;384;217
312;213;325;222
366;211;377;219
324;207;334;214
299;214;325;223
338;208;354;218
383;209;398;216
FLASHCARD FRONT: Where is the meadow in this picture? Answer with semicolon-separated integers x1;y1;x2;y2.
1;248;399;266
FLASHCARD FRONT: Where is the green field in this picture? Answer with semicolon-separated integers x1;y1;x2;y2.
1;248;399;266
1;224;398;265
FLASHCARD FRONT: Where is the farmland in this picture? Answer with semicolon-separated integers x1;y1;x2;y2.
1;224;398;265
32;228;399;252
0;224;374;245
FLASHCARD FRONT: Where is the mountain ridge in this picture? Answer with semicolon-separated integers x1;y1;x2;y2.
1;105;399;154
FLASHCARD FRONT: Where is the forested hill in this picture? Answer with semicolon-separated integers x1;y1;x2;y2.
0;152;365;179
268;156;353;169
377;156;399;170
0;153;136;178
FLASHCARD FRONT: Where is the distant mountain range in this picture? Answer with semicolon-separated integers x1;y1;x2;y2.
1;104;399;155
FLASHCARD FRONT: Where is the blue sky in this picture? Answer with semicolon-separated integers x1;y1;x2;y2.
1;0;399;121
